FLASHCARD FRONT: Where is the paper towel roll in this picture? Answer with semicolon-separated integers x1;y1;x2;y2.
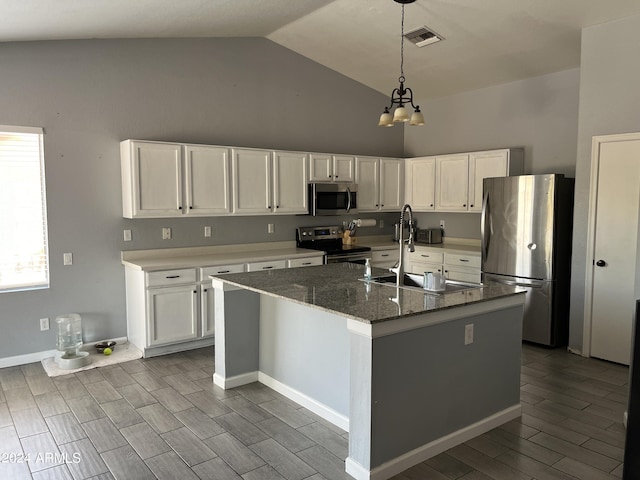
355;219;376;227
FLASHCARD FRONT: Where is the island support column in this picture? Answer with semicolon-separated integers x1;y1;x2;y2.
212;279;260;389
345;296;525;480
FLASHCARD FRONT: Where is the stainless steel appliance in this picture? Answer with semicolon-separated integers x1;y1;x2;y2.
393;220;416;242
481;174;574;346
309;183;357;216
296;226;371;264
416;228;442;244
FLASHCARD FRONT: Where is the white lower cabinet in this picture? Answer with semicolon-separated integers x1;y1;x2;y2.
125;267;215;357
200;264;246;339
407;249;444;275
125;252;323;357
246;259;287;272
407;248;481;282
443;252;481;283
288;256;324;268
148;284;199;346
371;248;399;269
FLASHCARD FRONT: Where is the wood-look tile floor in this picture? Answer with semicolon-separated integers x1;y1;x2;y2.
0;343;628;479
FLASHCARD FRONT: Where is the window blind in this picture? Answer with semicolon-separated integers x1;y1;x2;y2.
0;126;49;292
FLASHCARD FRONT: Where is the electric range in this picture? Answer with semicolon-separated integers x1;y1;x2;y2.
296;226;372;264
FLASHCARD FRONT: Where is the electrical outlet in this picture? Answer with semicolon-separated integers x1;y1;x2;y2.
162;227;172;240
268;224;275;234
464;324;474;345
40;318;49;331
440;220;445;230
63;253;73;265
204;226;212;237
123;229;132;241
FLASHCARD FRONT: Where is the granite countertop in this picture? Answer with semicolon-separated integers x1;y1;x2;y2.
354;236;481;254
212;263;524;324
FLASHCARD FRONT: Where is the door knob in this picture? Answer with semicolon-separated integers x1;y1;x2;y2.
596;259;606;267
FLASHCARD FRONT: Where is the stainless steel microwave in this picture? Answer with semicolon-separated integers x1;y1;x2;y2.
309;183;358;216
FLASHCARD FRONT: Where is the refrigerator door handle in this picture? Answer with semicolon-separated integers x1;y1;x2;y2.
481;190;492;260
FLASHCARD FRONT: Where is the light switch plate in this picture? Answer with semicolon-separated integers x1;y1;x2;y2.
63;253;73;265
204;226;212;237
123;229;132;241
464;324;474;345
162;227;172;240
40;318;49;331
268;224;275;234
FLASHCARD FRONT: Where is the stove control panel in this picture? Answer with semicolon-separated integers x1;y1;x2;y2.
297;226;343;241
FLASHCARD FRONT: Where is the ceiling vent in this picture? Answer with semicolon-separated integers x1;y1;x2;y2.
404;26;444;47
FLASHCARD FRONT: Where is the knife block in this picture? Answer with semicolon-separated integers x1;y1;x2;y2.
343;231;356;244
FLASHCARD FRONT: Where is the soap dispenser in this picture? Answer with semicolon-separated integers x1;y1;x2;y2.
364;258;372;280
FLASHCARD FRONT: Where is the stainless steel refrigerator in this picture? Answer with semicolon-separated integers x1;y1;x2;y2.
481;174;574;346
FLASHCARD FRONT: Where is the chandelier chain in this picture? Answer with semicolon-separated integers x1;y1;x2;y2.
400;4;405;80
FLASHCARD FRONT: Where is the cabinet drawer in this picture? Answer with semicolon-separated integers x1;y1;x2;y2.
445;252;481;269
409;250;444;264
200;264;245;278
288;257;324;268
444;266;481;284
371;249;399;263
147;268;197;287
246;259;287;272
408;261;442;275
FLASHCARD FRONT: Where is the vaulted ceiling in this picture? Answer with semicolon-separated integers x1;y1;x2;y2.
3;0;640;98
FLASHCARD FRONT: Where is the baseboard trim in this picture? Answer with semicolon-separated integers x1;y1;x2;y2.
0;336;129;369
142;337;214;358
258;372;349;432
213;371;259;389
345;404;522;480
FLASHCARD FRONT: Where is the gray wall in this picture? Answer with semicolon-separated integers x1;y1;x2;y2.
568;13;640;352
403;68;581;241
404;68;580;176
0;37;403;359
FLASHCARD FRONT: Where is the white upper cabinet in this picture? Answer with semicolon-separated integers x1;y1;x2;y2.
184;145;231;215
333;155;355;182
232;148;272;214
379;158;405;211
405;157;436;211
309;154;355;182
355;157;379;211
431;148;524;213
232;149;308;215
468;150;519;212
435;154;470;211
121;140;231;218
121;140;183;218
356;157;404;212
272;151;308;214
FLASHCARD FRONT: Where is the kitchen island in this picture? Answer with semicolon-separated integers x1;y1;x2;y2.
211;263;525;480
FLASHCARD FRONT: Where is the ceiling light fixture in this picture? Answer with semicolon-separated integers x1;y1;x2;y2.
379;0;424;127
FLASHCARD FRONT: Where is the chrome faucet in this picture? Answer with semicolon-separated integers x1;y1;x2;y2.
390;204;415;287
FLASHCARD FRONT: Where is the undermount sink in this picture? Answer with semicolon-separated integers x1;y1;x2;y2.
362;273;482;294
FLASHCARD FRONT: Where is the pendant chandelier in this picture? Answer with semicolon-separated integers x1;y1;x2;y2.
379;0;424;127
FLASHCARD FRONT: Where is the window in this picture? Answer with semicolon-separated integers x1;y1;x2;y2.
0;126;49;292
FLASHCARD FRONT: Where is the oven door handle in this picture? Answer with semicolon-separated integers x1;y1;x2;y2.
346;187;352;213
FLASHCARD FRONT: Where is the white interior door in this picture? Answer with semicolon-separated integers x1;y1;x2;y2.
589;136;640;365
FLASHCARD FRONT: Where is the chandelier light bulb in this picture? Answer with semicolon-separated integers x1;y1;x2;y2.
378;109;394;127
393;106;409;123
410;108;425;126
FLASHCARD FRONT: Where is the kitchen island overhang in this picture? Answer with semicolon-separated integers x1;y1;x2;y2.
211;263;525;480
